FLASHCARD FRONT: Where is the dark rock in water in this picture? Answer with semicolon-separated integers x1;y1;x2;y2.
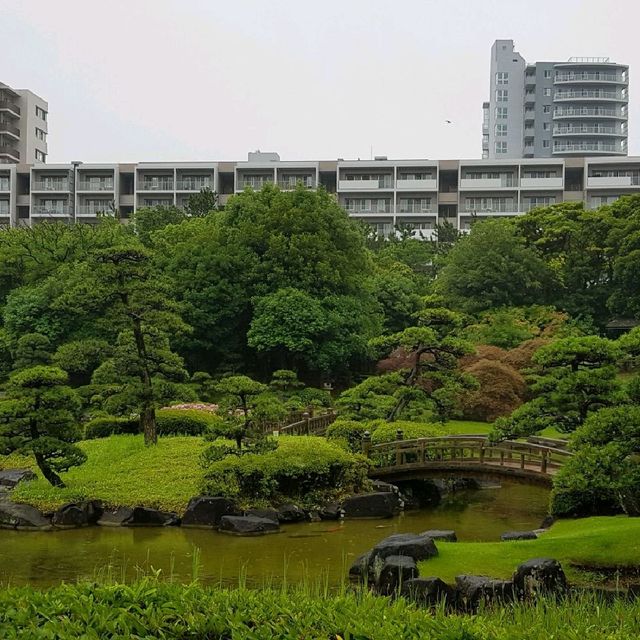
52;500;103;528
420;529;457;542
243;508;279;523
401;577;456;607
182;497;237;527
348;552;371;584
370;533;439;564
501;530;537;541
377;555;418;595
455;575;514;610
539;515;556;530
219;515;280;535
97;507;134;527
341;492;402;519
0;499;51;530
371;480;400;494
318;503;343;520
394;480;441;508
123;507;179;527
0;469;37;489
276;503;307;523
512;558;568;599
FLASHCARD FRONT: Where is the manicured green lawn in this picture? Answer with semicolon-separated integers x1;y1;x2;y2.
443;420;566;441
8;435;208;513
421;516;640;585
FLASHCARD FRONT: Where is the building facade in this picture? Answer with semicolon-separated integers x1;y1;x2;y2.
2;152;640;236
484;40;629;160
0;82;48;165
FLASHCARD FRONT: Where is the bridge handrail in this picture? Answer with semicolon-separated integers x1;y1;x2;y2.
277;411;338;436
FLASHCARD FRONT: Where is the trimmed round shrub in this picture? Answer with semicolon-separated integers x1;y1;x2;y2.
156;408;222;436
370;420;444;444
326;419;369;453
85;416;139;439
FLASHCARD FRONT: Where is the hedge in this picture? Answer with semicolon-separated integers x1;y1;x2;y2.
370;420;444;444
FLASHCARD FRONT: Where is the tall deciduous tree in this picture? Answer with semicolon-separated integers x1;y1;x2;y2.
0;366;85;487
185;187;218;217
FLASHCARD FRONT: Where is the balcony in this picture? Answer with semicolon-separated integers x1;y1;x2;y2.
553;124;622;136
396;203;436;214
277;177;314;190
31;180;70;192
32;205;72;217
553;141;624;155
344;203;393;215
520;177;563;189
176;178;213;191
396;178;437;191
77;204;113;216
553;106;626;119
459;176;517;190
586;175;640;188
554;89;626;102
77;180;115;191
554;72;626;84
138;179;174;191
0;145;19;160
239;178;273;190
338;177;393;191
0;122;19;138
460;207;520;216
0;100;20;116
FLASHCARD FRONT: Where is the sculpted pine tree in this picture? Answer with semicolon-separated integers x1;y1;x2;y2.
0;366;85;487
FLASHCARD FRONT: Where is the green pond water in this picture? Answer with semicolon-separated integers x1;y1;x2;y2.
0;481;549;587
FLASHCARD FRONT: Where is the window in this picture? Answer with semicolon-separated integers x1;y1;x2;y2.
495;124;507;136
496;107;508;119
496;72;509;85
35;127;47;141
543;123;550;131
495;141;507;154
398;197;432;213
543;105;551;113
524;196;556;211
35;106;47;121
464;197;514;212
496;89;508;102
544;70;552;78
543;140;550;148
35;150;46;162
523;170;557;179
543;88;551;96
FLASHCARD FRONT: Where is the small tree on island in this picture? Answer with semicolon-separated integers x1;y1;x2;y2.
0;366;85;487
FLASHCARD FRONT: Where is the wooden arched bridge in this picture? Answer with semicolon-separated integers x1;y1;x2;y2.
270;412;571;484
364;435;571;484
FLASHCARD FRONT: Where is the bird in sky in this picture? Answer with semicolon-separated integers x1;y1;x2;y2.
445;120;452;124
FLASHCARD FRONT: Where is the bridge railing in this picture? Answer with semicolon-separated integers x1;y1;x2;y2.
276;411;338;437
363;435;572;477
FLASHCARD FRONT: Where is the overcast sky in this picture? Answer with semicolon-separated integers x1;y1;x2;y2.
2;0;639;163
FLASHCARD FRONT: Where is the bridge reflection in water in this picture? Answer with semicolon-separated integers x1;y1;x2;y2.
363;435;572;485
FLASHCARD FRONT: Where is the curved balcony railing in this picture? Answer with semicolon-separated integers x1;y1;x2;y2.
554;89;625;101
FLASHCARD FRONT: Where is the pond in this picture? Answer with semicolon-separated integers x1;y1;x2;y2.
0;480;549;588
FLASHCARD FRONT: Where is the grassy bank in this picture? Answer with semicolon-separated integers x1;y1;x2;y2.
444;420;565;440
9;435;207;513
0;579;639;639
422;516;640;585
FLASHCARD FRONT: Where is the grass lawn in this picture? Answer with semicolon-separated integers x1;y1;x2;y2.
8;435;208;513
421;516;640;585
443;420;566;441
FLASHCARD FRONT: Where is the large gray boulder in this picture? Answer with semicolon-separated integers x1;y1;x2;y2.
400;577;456;607
52;500;103;528
377;555;419;595
243;508;279;523
348;551;372;584
0;500;51;530
0;469;37;489
420;529;457;542
501;530;537;541
369;533;438;565
317;503;342;520
276;503;307;523
219;515;280;536
123;507;179;527
512;558;568;599
455;575;514;611
341;492;402;519
182;497;237;527
97;507;134;527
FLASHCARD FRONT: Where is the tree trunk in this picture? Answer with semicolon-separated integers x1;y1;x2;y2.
131;315;157;445
34;453;65;488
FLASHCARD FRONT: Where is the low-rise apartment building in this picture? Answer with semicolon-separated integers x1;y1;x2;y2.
1;152;640;237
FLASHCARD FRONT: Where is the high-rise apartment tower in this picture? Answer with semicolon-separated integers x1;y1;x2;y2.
483;40;629;159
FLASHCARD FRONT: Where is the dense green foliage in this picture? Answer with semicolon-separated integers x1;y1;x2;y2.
2;579;640;640
201;436;370;508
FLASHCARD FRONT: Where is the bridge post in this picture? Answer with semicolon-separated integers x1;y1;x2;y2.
479;445;485;464
541;452;548;474
361;431;371;458
303;412;310;435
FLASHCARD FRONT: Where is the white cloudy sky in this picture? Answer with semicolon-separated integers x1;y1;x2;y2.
1;0;639;162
